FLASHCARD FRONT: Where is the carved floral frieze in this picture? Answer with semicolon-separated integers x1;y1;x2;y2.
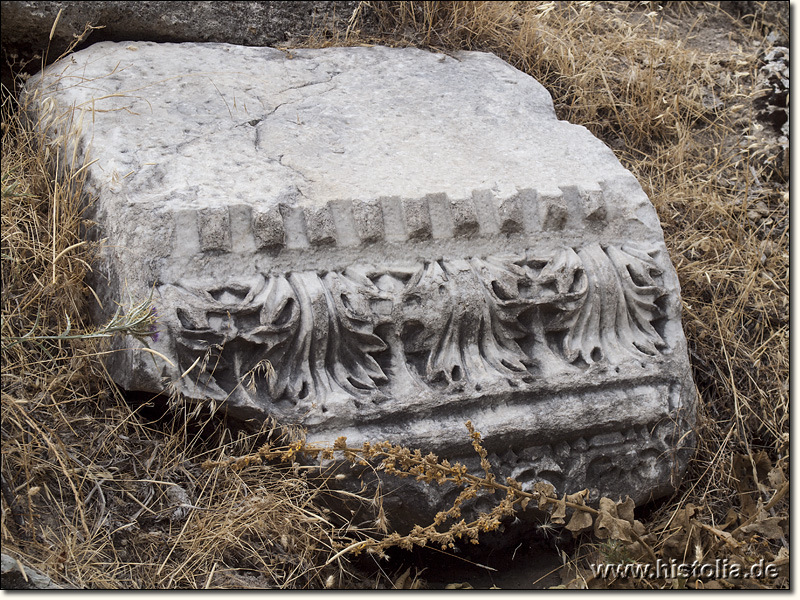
162;243;670;403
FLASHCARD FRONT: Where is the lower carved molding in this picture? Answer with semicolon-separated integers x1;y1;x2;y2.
320;403;696;535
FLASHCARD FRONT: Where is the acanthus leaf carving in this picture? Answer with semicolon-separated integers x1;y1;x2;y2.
471;256;535;375
533;246;587;299
605;244;668;356
537;243;668;366
398;257;533;388
323;270;389;391
165;243;672;406
167;269;390;406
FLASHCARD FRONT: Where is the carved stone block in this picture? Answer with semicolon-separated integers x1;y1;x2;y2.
25;42;696;532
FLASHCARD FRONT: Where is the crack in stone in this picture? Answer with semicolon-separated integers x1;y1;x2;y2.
234;74;343;189
280;72;338;93
234;74;341;138
247;73;339;130
277;154;312;199
277;154;313;183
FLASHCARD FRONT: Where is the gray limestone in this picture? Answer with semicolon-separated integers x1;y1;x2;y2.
1;553;66;589
24;42;696;532
1;1;361;74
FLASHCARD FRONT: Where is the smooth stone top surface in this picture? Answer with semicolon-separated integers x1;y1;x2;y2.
28;42;651;217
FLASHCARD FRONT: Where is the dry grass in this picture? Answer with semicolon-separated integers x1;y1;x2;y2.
2;0;789;589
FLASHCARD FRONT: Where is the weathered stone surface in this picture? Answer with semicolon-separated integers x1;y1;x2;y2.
24;42;696;532
1;1;360;71
1;553;66;589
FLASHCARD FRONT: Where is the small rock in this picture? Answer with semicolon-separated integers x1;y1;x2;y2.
1;554;65;590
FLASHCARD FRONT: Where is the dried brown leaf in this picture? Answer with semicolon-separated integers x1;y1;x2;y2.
722;507;740;530
533;481;556;511
565;508;593;534
393;567;411;589
732;454;758;518
591;497;637;543
565;489;588;504
767;466;786;489
616;496;635;523
753;450;773;483
593;510;632;542
551;496;567;525
632;520;646;537
738;517;786;541
444;582;474;589
660;504;696;560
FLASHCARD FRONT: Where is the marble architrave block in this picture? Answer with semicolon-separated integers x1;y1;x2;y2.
25;43;696;525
